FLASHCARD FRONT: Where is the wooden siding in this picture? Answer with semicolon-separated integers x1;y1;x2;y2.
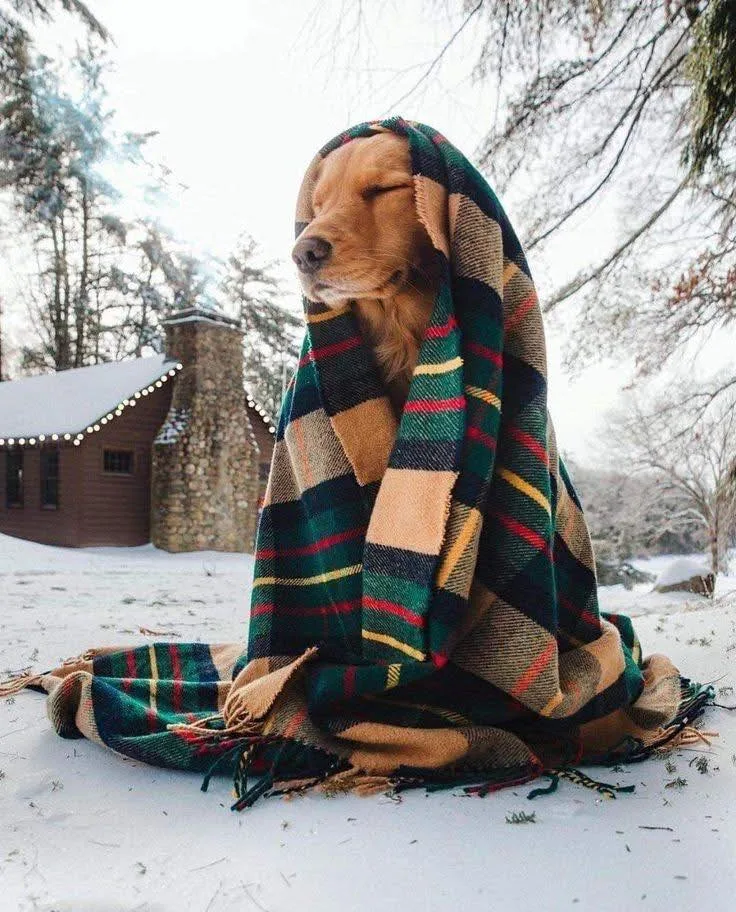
0;383;171;548
245;401;275;506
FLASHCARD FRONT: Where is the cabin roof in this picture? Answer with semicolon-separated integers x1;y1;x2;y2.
0;355;180;443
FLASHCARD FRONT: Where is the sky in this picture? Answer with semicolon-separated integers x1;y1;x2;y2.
1;0;642;462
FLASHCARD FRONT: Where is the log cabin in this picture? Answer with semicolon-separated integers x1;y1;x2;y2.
0;307;275;551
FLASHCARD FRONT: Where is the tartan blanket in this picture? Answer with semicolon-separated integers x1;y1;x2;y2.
2;119;714;807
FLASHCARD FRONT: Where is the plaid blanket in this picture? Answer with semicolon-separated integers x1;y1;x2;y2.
2;119;714;807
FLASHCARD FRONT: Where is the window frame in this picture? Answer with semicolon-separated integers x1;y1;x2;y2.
40;447;60;510
102;449;135;476
5;448;24;509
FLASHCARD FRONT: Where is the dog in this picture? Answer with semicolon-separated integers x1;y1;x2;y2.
292;133;441;414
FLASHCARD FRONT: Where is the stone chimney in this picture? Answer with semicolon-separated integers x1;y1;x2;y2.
151;306;259;552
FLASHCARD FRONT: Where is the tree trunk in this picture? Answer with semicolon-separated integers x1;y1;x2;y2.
709;509;721;576
50;221;70;370
60;212;72;370
76;183;90;366
0;297;4;381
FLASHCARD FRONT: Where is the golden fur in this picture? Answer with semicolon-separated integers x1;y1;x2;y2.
292;134;440;413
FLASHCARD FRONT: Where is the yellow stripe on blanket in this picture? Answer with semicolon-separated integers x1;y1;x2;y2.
465;385;501;410
414;356;463;376
386;664;402;688
253;563;363;588
498;467;551;515
362;630;425;661
502;261;518;287
436;507;482;589
306;305;350;323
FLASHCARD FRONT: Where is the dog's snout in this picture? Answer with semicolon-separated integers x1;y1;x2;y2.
292;236;332;275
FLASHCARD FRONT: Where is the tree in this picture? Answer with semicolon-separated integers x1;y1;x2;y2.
318;1;736;400
609;386;736;574
221;234;301;417
1;31;178;370
570;461;705;562
1;1;107;41
0;294;6;380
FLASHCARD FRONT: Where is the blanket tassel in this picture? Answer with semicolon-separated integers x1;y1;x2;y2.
0;671;43;697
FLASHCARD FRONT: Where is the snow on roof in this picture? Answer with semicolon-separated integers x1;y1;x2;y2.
0;355;180;440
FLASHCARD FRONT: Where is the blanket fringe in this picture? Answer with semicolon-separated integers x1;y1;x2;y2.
0;671;43;697
180;676;721;811
623;679;717;762
0;648;102;697
318;768;392;798
543;768;636;800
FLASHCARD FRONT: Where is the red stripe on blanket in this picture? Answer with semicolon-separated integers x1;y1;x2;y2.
504;291;537;332
466;341;503;368
508;425;548;464
169;643;183;713
494;511;552;558
250;599;360;618
466;424;497;450
126;650;136;679
511;639;557;699
363;596;424;627
344;665;356;699
559;594;601;633
256;526;364;559
425;314;458;339
311;336;361;360
298;335;361;367
283;705;309;739
404;395;464;413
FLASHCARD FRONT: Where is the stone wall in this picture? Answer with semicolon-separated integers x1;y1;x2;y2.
151;310;259;552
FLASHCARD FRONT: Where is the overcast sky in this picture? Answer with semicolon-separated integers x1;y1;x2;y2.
2;0;641;461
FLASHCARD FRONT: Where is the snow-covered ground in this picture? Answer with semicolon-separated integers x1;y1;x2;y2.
1;533;734;912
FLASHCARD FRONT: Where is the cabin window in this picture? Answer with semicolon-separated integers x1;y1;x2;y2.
103;449;134;474
40;449;60;509
6;449;23;507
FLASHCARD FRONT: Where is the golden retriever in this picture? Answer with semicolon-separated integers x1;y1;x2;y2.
292;133;440;413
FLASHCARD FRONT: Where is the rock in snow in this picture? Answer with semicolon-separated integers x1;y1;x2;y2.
655;557;715;597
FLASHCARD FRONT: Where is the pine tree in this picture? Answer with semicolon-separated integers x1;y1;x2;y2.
222;234;301;417
0;32;171;371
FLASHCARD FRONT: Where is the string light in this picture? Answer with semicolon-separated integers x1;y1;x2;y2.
246;390;276;437
0;363;183;450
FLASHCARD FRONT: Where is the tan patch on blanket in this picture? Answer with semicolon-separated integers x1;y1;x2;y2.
339;722;469;774
414;174;450;257
330;397;398;485
448;193;503;295
286;408;353;492
453;594;561;714
366;467;457;555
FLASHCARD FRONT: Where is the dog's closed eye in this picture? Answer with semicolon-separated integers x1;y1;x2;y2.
361;183;412;200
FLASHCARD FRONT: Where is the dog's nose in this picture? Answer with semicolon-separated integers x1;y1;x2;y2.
292;236;332;275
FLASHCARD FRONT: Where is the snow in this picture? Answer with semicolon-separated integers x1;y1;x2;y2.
654;557;712;590
1;534;735;912
155;407;191;445
0;355;178;439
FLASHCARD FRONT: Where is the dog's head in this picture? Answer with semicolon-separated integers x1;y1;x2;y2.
292;133;433;307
